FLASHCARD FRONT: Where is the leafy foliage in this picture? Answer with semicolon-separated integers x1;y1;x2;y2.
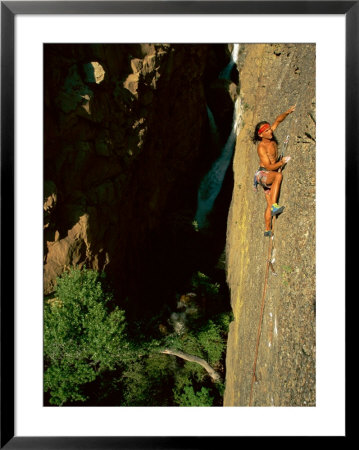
120;353;176;406
197;320;225;365
174;385;214;406
44;267;233;407
44;267;128;405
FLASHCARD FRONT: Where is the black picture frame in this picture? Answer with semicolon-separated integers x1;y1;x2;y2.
1;1;352;447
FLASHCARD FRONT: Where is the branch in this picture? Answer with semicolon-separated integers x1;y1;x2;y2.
160;348;222;383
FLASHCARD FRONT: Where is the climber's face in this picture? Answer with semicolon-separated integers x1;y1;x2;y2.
259;125;273;140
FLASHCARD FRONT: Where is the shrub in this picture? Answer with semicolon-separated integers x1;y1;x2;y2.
174;385;214;406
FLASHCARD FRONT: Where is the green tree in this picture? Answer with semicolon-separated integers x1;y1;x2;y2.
174;385;214;406
44;266;128;405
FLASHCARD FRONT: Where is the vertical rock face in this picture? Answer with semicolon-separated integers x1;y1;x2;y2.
44;44;212;300
224;44;316;406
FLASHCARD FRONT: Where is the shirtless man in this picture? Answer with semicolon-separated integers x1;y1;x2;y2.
253;105;295;236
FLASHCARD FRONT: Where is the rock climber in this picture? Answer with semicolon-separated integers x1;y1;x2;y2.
253;105;296;237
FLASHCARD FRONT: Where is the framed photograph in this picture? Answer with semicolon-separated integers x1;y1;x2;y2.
1;1;351;447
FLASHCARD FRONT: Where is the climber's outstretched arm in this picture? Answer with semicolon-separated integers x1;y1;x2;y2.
271;105;296;131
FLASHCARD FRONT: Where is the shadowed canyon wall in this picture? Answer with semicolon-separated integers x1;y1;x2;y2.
44;44;234;317
224;44;316;406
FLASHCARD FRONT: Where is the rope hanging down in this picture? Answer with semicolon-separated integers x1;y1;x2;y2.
248;213;278;406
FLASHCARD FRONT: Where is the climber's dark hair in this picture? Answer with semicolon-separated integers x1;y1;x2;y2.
252;121;278;144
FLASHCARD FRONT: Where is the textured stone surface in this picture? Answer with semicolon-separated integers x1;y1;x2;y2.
43;44;232;310
223;44;316;406
43;44;213;296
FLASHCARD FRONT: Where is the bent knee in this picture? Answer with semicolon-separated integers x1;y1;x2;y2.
266;171;282;185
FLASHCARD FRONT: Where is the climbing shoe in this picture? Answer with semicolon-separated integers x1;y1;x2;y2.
271;203;285;217
264;230;273;237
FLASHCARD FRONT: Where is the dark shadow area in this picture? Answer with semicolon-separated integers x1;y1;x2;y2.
44;43;236;407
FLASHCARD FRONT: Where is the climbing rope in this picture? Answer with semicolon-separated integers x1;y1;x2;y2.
248;213;278;406
249;176;281;405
